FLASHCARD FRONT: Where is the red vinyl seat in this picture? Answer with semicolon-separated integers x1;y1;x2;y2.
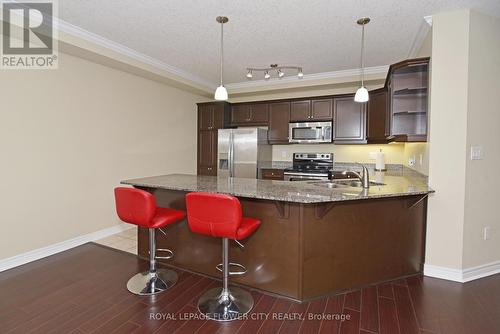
185;192;260;240
114;187;185;295
114;187;186;229
185;192;261;321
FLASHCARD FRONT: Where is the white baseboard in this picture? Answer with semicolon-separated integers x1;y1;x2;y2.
423;264;463;282
0;223;133;273
424;261;500;283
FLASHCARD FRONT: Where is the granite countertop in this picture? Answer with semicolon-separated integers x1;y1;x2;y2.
121;172;433;204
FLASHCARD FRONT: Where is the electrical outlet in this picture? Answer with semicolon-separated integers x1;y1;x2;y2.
483;226;491;240
471;146;484;160
369;152;378;160
281;151;287;159
408;156;416;167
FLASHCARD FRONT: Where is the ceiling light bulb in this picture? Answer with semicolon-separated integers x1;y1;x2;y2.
354;86;369;103
264;71;271;80
297;69;303;78
246;70;253;79
214;85;228;101
278;69;285;78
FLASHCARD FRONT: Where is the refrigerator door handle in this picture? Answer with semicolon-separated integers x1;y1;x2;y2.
228;131;234;177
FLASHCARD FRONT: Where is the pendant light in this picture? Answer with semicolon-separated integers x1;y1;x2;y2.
354;17;370;103
214;16;229;101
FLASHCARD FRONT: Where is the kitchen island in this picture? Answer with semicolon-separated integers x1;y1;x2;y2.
121;171;432;301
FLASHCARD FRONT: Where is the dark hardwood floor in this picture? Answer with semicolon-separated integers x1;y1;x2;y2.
0;243;499;334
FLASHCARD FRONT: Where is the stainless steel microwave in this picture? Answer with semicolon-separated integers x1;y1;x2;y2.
289;121;332;143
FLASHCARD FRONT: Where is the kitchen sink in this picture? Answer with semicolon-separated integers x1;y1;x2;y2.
309;180;385;188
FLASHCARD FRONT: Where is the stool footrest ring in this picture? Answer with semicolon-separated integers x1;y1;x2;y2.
155;248;174;260
216;262;247;276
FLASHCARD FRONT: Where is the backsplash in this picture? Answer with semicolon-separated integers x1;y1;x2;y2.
272;143;405;164
271;143;429;175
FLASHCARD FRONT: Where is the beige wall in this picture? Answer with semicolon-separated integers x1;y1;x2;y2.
0;52;203;260
462;11;500;268
426;9;500;272
426;10;470;269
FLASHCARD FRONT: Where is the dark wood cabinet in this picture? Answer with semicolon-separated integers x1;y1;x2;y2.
197;102;229;176
249;103;269;124
261;168;285;180
290;99;333;122
230;103;268;126
231;104;251;124
198;130;216;172
311;99;333;120
386;57;429;142
290;100;311;121
268;101;291;144
333;95;366;143
367;87;389;143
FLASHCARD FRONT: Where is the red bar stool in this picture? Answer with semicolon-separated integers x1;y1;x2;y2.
185;192;261;321
114;187;186;295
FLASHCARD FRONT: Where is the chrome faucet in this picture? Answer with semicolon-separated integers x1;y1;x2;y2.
343;163;370;189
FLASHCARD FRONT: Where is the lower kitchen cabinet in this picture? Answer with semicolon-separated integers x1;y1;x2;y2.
197;130;217;175
333;95;366;143
261;168;285;180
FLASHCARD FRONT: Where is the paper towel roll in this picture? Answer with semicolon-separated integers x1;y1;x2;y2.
375;150;386;171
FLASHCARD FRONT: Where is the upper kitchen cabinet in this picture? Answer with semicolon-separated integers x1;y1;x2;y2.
230;103;269;126
367;87;389;144
197;102;230;176
268;101;291;144
290;98;333;122
290;100;310;121
387;57;429;142
198;102;228;130
311;99;333;120
333;95;366;144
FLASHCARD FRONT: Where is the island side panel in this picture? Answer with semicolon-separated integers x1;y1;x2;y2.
137;188;303;300
300;195;427;300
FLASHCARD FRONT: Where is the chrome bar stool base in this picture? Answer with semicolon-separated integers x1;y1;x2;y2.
127;268;178;295
127;228;178;296
198;286;254;321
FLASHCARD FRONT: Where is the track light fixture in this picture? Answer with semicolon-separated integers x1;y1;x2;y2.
245;64;304;80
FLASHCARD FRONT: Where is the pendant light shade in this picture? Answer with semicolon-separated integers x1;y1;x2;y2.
214;85;228;100
214;16;229;101
355;17;370;103
354;86;369;102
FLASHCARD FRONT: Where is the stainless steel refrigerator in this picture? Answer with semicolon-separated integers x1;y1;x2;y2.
217;128;272;178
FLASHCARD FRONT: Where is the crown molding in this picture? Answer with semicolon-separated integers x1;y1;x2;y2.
55;18;216;93
225;65;389;93
407;15;433;58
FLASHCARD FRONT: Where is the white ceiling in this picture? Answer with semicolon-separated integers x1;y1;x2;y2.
60;0;500;86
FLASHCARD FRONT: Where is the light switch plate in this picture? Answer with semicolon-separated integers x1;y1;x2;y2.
471;146;484;160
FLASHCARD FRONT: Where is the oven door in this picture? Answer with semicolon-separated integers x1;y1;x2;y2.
289;122;332;143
